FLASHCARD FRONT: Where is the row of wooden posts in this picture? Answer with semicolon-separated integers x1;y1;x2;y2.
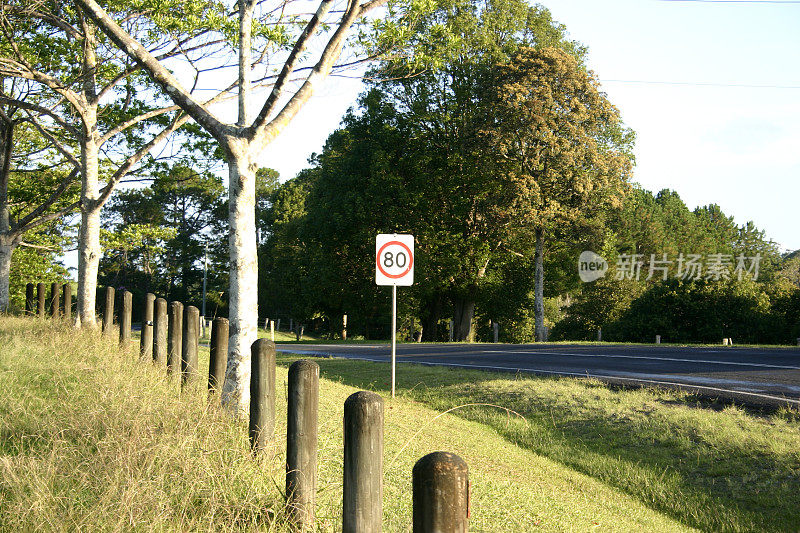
30;282;471;532
251;344;470;532
24;282;71;319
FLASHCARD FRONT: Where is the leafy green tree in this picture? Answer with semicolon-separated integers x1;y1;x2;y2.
485;46;634;340
362;0;589;341
0;2;219;325
100;162;229;312
76;0;438;413
606;277;781;344
259;170;319;331
0;79;80;310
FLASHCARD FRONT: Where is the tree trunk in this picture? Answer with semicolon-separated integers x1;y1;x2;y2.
421;294;444;342
534;227;545;342
0;238;14;312
452;296;475;342
221;149;259;415
0;113;14;313
76;124;102;328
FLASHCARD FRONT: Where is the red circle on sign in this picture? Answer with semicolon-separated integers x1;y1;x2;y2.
377;240;414;279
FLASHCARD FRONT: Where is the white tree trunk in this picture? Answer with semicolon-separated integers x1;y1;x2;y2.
221;148;259;415
0;238;13;312
76;129;101;328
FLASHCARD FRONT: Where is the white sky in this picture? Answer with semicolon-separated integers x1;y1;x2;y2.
260;0;800;253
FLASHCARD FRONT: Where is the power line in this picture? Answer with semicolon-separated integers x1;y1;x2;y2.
656;0;800;4
601;79;800;89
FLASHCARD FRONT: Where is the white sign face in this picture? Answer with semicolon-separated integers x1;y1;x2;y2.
376;234;414;286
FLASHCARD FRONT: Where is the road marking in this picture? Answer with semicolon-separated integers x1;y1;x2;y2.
480;350;800;370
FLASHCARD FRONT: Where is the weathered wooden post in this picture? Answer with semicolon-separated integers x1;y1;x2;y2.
153;298;168;366
25;283;34;315
102;286;115;336
139;293;155;361
36;282;46;318
168;301;183;376
492;322;499;343
342;314;348;341
655;335;661;345
448;320;454;342
723;338;729;346
208;317;228;395
119;291;132;346
597;328;602;342
270;319;275;341
62;283;72;321
286;360;319;530
181;305;200;388
343;391;383;533
412;452;469;533
276;318;281;332
250;339;276;452
50;282;60;319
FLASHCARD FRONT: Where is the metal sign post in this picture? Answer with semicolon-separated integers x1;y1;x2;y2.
391;285;397;397
376;233;414;398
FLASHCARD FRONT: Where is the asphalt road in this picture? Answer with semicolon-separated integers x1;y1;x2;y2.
276;342;800;408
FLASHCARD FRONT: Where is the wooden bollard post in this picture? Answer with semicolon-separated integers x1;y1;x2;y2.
153;298;168;366
492;322;499;343
36;282;46;318
50;282;60;319
249;339;276;452
139;293;155;360
270;320;275;341
342;314;347;341
62;283;71;321
119;291;132;346
286;360;319;530
655;335;661;345
597;328;602;342
102;286;115;336
181;305;200;388
25;283;34;315
208;317;228;395
723;338;729;346
168;301;183;376
343;391;383;533
448;320;454;342
412;452;469;533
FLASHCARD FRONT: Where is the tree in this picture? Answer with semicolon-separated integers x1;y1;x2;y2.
363;0;588;340
100;161;229;313
0;78;80;310
0;2;219;325
75;0;415;413
486;46;634;340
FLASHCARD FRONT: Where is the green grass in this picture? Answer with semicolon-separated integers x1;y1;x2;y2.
286;355;800;532
1;316;795;531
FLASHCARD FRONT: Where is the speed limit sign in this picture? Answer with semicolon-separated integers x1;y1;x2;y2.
376;234;414;286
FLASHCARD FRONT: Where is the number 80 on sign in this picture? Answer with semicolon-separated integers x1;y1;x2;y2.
375;234;414;286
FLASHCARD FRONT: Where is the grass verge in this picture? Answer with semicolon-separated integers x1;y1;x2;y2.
0;316;698;531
